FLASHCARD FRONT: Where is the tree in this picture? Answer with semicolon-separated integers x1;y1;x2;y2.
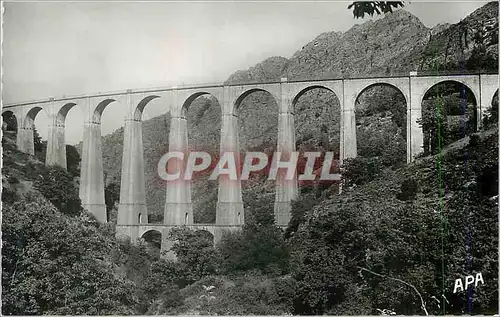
348;1;404;19
217;192;290;275
2;112;17;132
33;127;43;153
104;182;120;222
2;192;139;315
33;165;82;217
66;144;81;177
168;227;219;282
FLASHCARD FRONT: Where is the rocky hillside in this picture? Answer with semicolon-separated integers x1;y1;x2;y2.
91;2;498;223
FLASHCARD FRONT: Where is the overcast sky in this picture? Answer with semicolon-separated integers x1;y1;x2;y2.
2;1;490;144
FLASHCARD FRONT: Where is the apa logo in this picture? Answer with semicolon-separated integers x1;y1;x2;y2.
453;272;484;293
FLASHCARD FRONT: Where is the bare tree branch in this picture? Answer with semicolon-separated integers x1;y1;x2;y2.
356;266;429;316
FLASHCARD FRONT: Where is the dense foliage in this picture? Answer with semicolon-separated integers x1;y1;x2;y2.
33;165;82;217
348;1;404;19
287;127;498;315
2;192;139;315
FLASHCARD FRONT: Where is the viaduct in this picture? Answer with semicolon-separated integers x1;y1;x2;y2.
2;73;498;256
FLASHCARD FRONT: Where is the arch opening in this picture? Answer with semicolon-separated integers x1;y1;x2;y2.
234;88;278;114
92;98;116;124
184;92;222;224
484;89;499;127
293;86;341;196
141;229;162;259
143;111;171;225
2;111;18;149
134;95;161;121
421;80;478;155
236;89;279;208
355;83;407;167
24;106;43;130
27;107;48;162
2;110;17;132
56;103;77;126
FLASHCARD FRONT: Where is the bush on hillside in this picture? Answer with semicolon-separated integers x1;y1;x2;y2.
1;192;139;315
289;129;499;315
342;157;382;188
217;193;290;275
33;165;82;217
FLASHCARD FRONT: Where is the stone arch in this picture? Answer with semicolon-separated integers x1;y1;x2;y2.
133;95;161;121
2;110;17;132
233;88;279;114
292;85;341;110
292;85;342;192
233;87;279;221
421;80;478;155
355;82;408;105
354;82;408;165
181;91;222;224
141;229;162;258
24;106;44;129
92;98;116;124
56;102;77;126
181;91;220;118
421;80;478;107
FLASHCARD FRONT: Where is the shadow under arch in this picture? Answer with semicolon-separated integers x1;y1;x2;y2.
491;89;498;110
56;102;78;126
133;95;161;121
24;106;44;129
421;80;478;155
180;91;221;118
92;98;117;124
2;110;17;132
141;229;162;258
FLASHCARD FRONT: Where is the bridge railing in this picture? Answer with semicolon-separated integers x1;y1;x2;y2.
4;70;498;108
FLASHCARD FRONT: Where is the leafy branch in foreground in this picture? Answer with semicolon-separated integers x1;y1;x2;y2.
348;1;404;19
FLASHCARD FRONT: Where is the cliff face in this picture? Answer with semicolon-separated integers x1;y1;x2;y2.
93;2;498;222
226;2;498;83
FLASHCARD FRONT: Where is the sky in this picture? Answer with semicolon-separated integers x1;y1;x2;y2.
2;0;491;145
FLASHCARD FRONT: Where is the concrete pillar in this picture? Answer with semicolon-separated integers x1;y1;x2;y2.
117;118;147;237
216;113;244;243
17;128;34;155
164;115;193;225
342;107;357;160
79;121;107;223
409;76;424;159
274;109;299;226
45;118;66;168
340;80;358;161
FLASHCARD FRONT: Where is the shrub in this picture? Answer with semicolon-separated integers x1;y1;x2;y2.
341;157;382;187
33;165;82;216
2;192;138;315
396;178;419;201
